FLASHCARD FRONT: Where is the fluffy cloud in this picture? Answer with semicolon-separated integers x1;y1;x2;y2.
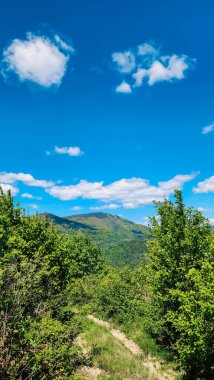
202;122;214;135
54;146;84;156
112;42;195;93
0;183;19;195
193;176;214;194
112;51;136;73
115;81;132;94
22;193;42;200
147;55;190;85
2;32;73;87
0;172;54;188
46;173;197;208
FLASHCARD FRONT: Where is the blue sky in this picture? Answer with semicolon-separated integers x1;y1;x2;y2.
1;0;214;224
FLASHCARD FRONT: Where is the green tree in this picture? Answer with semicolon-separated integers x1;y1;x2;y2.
0;188;103;379
146;190;214;377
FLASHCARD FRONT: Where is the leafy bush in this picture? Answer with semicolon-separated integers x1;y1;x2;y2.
93;267;146;323
146;190;214;377
0;188;103;379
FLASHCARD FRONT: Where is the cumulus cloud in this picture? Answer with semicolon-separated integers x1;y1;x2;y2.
22;193;42;200
112;42;195;93
115;81;132;94
0;172;54;188
193;176;214;194
54;146;84;156
202;122;214;135
112;51;136;73
2;32;74;87
0;183;19;195
46;172;197;208
147;55;190;85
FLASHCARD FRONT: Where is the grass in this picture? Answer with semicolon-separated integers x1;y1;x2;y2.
116;318;180;377
81;319;159;380
120;319;175;361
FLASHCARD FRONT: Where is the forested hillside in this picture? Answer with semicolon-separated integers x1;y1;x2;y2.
41;212;150;268
1;188;213;379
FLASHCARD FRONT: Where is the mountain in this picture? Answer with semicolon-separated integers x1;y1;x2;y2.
41;212;151;268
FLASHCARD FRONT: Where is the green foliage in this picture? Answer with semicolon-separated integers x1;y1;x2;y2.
23;316;83;380
93;267;146;323
1;187;213;379
146;190;214;377
103;238;148;268
0;188;104;379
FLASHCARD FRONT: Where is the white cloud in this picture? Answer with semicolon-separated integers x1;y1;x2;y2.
193;176;214;194
90;203;120;211
133;54;192;87
115;81;132;94
28;203;38;209
197;207;213;213
136;216;150;226
197;207;206;212
71;206;82;211
148;55;190;85
46;172;197;208
209;218;214;226
202;122;214;135
133;68;147;87
0;172;54;188
46;150;51;156
0;183;19;195
54;146;84;156
138;42;159;57
2;32;73;87
22;193;42;200
54;35;74;53
112;42;195;93
112;51;136;73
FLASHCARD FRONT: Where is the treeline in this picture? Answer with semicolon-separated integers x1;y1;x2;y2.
0;189;213;379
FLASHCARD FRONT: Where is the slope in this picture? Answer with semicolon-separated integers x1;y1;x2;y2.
41;212;150;267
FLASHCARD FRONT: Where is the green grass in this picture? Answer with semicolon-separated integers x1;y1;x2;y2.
82;319;153;380
119;319;180;376
77;316;182;380
120;319;174;361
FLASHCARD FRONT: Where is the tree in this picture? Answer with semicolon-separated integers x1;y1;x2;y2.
146;190;214;377
0;188;103;379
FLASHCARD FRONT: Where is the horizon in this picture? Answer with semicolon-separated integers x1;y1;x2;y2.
1;0;214;225
39;210;147;224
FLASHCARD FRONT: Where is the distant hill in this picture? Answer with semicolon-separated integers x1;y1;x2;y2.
41;212;151;268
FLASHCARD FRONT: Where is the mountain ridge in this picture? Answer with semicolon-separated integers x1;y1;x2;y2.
40;211;150;267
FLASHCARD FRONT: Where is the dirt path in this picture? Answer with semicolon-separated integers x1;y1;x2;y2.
87;314;176;380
